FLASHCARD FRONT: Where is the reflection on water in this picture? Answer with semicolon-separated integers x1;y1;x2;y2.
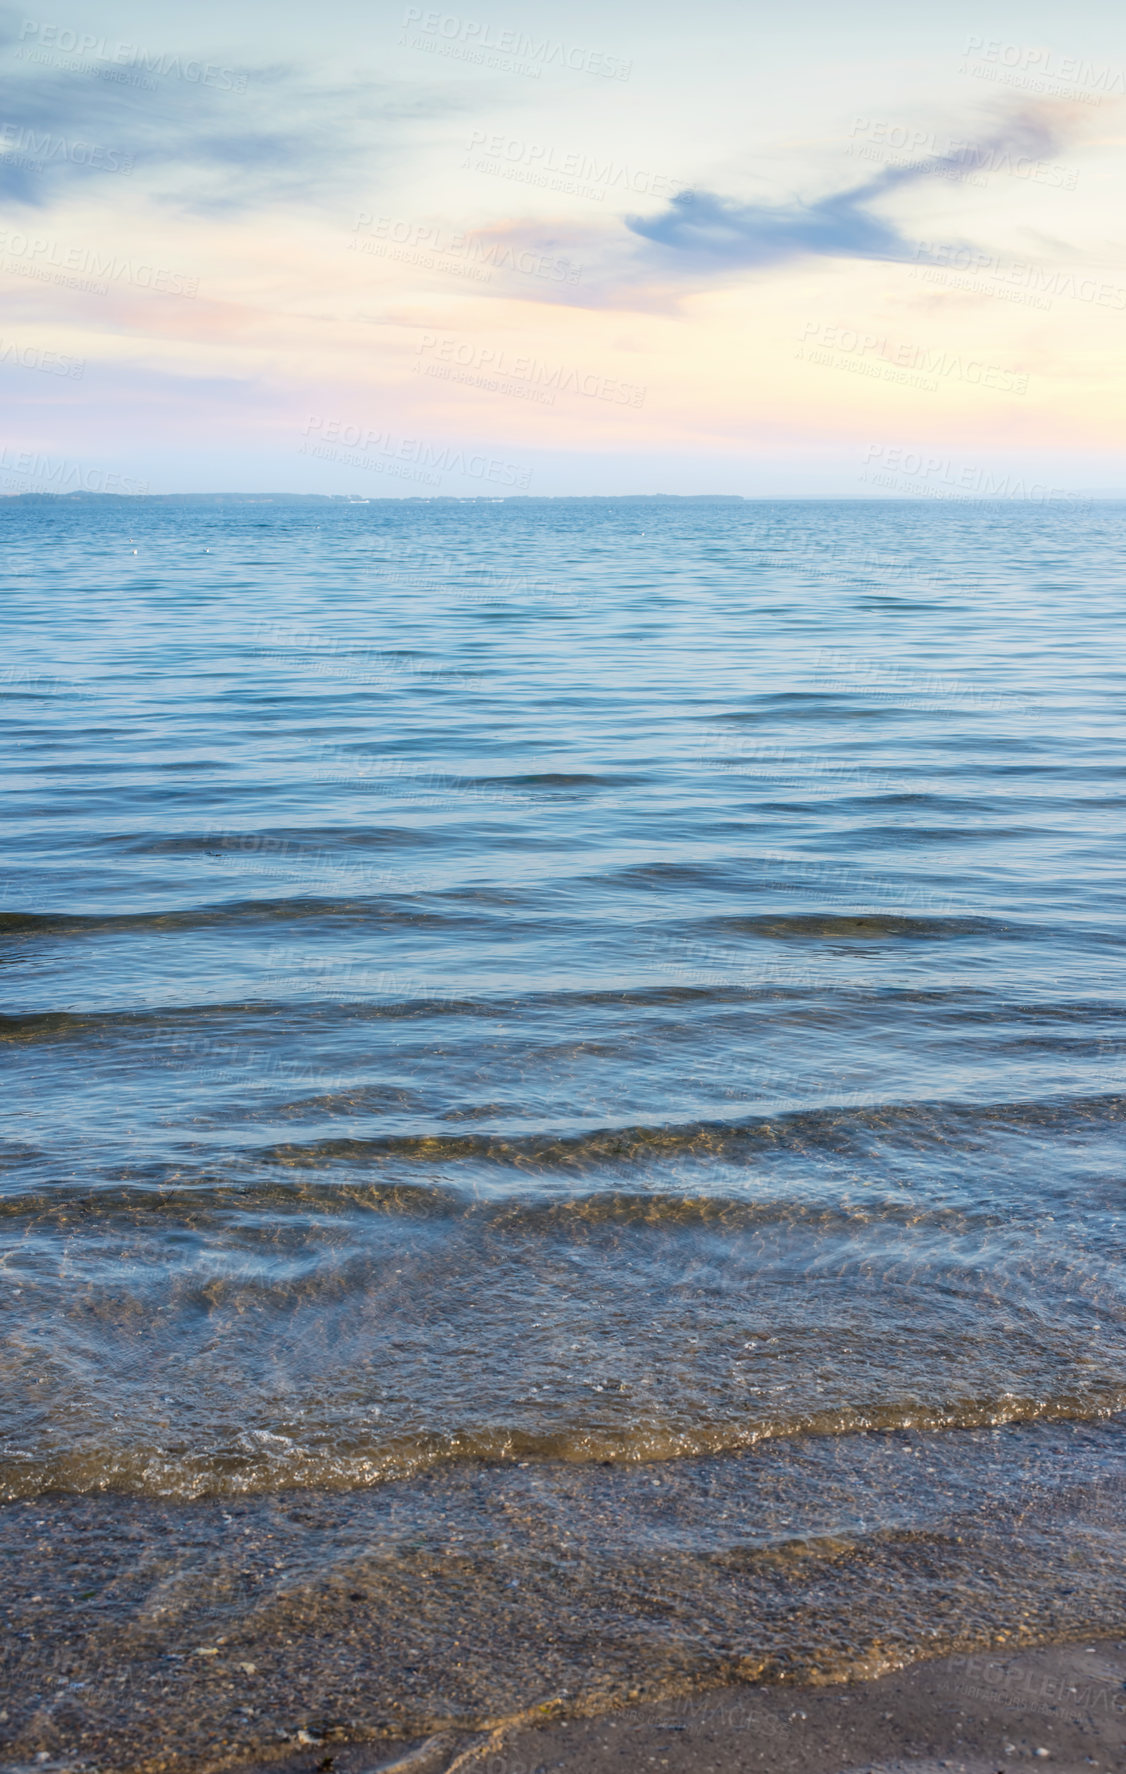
2;495;1125;1764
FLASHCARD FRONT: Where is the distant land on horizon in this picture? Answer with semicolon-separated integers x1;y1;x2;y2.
2;492;1124;505
0;491;748;503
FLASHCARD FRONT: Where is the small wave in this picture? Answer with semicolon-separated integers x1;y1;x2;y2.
5;1087;1116;1210
116;825;437;857
713;694;869;721
467;772;650;790
253;1090;1126;1174
0;1173;982;1231
3;1393;1124;1501
703;912;1024;941
0;895;490;938
0;982;919;1046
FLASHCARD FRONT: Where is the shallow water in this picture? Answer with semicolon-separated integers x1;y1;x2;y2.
2;495;1125;1761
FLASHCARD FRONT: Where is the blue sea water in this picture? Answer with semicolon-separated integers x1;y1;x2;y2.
2;494;1125;1759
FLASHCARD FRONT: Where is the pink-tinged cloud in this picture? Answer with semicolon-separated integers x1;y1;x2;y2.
456;102;1092;314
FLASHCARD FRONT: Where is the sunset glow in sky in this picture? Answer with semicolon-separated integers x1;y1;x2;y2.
1;0;1124;495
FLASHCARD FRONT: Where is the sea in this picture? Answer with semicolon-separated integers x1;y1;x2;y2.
2;493;1125;1767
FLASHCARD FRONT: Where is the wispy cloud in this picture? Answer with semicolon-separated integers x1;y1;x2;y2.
0;38;455;212
420;104;1091;318
626;106;1079;273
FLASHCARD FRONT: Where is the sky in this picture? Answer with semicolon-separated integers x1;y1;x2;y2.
0;0;1124;496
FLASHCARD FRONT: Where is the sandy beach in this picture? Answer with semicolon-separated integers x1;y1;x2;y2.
242;1639;1125;1774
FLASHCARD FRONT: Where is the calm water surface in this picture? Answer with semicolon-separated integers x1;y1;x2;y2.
2;495;1125;1763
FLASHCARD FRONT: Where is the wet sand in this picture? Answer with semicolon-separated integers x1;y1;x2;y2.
241;1639;1126;1774
3;1457;1124;1774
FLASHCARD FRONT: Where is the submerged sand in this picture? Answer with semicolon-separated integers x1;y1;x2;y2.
242;1638;1126;1774
3;1436;1124;1773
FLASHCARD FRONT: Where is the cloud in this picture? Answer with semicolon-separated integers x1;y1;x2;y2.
0;43;455;212
627;105;1079;273
428;103;1091;319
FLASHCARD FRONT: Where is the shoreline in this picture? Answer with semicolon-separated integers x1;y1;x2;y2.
4;1426;1125;1774
237;1637;1126;1774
